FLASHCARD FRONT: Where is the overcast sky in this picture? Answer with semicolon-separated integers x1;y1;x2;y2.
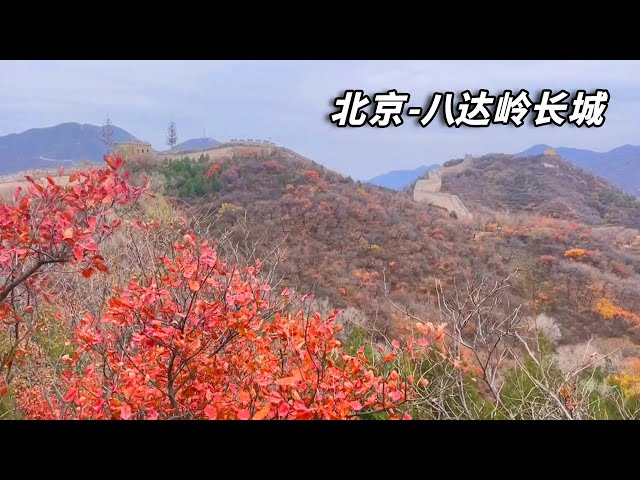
0;60;638;180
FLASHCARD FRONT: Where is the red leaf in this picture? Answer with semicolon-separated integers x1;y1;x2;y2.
389;390;404;402
120;403;132;420
104;156;123;170
94;262;109;272
252;406;270;420
350;401;363;412
236;409;251;420
82;267;94;279
275;376;298;386
278;402;290;417
63;387;77;402
182;234;196;245
83;242;100;252
204;405;217;420
383;353;397;363
73;246;84;261
189;280;201;292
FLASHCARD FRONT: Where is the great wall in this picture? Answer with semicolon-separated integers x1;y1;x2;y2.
0;141;307;200
413;156;473;220
3;141;473;223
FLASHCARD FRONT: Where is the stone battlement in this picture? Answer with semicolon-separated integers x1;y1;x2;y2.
414;170;472;220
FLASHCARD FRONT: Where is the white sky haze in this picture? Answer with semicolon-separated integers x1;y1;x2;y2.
0;60;637;179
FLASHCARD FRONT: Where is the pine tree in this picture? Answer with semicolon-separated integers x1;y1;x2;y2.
101;114;115;153
167;120;178;149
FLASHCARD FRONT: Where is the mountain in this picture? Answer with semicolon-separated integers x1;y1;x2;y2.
0;122;138;174
368;164;441;190
516;144;640;196
128;145;640;346
166;137;220;153
440;152;640;229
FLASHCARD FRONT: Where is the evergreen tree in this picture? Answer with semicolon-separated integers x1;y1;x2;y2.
167;120;178;149
101;114;115;153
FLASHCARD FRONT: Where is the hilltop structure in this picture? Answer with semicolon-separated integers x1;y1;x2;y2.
113;141;153;159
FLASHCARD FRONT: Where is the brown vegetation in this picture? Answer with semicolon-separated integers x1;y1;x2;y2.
129;150;640;348
440;153;640;228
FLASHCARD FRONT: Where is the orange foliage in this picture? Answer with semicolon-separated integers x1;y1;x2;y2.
16;233;414;420
352;269;380;287
595;298;640;326
533;291;552;311
205;164;222;178
609;357;640;398
563;248;592;260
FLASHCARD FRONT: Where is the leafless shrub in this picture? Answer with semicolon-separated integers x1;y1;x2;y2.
528;313;562;344
380;268;633;419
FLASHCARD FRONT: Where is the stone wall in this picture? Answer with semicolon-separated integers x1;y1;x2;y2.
413;171;472;220
415;171;442;193
114;142;153;159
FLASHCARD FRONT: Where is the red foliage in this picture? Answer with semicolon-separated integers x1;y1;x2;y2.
205;164;222;178
17;233;411;420
304;170;321;182
0;157;142;370
539;255;557;266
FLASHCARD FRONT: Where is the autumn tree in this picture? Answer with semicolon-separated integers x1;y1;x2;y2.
0;155;422;420
167;120;178;150
0;157;144;394
595;298;640;328
16;231;413;420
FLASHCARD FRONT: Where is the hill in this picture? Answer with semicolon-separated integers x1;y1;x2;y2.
439;153;640;229
126;146;640;348
166;137;220;153
517;144;640;196
4;145;640;420
0;122;137;174
368;164;440;190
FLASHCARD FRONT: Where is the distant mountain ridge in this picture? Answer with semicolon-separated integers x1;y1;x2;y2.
0;122;138;174
440;152;640;229
516;144;640;196
368;164;441;190
166;137;220;153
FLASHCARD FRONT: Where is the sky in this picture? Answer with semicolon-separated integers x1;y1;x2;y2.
0;60;638;180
